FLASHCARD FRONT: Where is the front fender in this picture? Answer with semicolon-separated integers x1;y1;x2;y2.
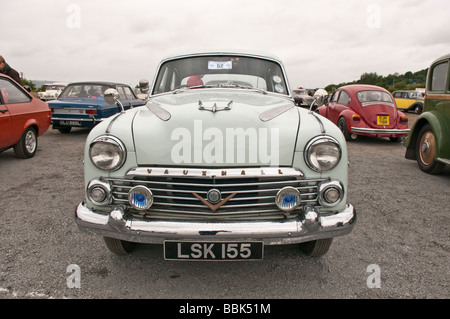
404;110;450;160
316;106;327;117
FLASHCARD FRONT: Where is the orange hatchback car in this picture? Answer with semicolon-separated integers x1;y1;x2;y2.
0;74;51;158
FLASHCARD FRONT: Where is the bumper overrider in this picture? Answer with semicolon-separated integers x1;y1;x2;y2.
75;202;356;245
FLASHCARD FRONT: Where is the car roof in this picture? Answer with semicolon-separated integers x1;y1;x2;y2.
159;50;283;63
430;53;450;65
66;81;130;87
338;84;390;94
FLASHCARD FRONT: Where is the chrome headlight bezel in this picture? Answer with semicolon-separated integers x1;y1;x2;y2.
89;135;126;172
304;136;342;172
86;179;112;206
318;180;344;208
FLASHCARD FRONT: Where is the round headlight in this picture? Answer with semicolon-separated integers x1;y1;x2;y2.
305;136;341;172
275;187;301;211
89;135;126;171
128;186;153;210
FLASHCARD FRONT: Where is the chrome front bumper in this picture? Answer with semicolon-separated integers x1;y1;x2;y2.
75;202;356;245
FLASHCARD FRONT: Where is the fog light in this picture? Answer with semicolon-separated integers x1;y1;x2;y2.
324;188;340;203
318;181;344;207
87;179;112;206
275;187;301;211
129;186;153;210
90;187;107;203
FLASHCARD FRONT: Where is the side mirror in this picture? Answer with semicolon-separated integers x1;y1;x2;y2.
23;85;31;93
139;79;149;93
104;88;120;105
104;88;125;113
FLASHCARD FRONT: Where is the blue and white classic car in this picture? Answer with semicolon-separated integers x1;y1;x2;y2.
75;51;356;259
48;82;145;133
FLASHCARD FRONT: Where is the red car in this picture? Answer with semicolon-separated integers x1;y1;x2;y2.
0;74;51;158
317;84;410;142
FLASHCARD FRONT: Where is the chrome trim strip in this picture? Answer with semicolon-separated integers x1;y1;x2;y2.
125;167;304;179
51;117;102;122
437;157;450;165
259;104;294;122
351;127;410;134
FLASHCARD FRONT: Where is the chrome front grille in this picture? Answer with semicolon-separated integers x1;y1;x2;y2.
105;167;326;220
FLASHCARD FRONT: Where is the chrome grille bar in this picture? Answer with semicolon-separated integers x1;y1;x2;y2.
106;167;326;220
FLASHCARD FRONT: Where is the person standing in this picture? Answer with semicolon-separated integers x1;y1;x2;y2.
0;55;21;84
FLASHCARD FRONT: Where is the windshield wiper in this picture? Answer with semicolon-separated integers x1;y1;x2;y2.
222;83;267;95
172;85;215;94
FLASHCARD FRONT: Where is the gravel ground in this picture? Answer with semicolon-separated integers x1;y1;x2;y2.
0;113;448;300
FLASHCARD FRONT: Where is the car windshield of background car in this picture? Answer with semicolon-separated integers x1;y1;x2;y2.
152;55;288;95
356;90;394;106
60;85;108;98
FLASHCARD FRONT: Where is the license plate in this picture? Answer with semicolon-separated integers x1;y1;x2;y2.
60;120;81;126
164;241;264;261
377;115;389;125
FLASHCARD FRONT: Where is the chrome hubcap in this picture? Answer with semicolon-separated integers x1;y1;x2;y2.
25;131;37;153
419;131;435;166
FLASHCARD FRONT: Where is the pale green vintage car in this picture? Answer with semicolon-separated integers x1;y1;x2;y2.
75;52;356;259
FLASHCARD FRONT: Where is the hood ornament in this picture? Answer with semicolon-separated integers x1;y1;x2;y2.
198;100;232;113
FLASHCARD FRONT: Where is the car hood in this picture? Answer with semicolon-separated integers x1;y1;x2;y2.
131;90;300;167
356;102;398;128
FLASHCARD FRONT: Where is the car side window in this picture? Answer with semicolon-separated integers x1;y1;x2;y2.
330;91;339;103
116;86;127;100
337;91;350;104
429;60;448;92
0;78;31;104
123;86;136;100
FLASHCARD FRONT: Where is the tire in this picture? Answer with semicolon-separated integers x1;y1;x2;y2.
58;127;72;134
13;126;37;159
415;124;445;174
300;238;333;257
337;117;354;141
414;105;422;114
103;237;136;255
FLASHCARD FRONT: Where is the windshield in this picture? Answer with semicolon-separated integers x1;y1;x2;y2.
60;84;110;98
152;55;288;95
45;85;65;91
356;90;394;105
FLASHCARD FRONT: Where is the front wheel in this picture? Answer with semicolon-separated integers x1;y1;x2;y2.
415;124;445;174
300;238;333;257
14;127;37;158
103;237;136;255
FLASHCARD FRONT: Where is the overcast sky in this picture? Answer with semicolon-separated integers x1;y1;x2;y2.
1;0;449;89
